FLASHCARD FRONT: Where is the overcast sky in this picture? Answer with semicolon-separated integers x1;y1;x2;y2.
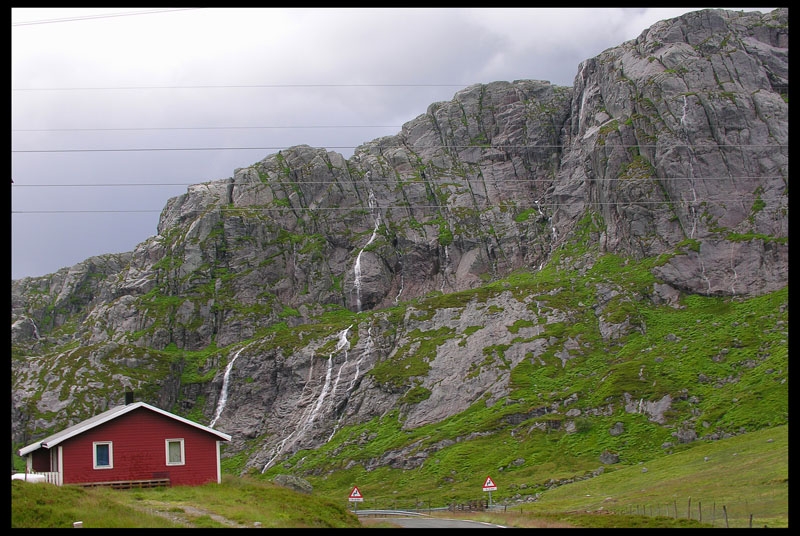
11;7;774;280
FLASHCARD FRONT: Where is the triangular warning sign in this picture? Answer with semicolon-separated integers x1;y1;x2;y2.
349;486;363;501
483;476;497;490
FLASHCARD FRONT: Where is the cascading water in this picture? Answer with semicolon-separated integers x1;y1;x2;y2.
354;190;381;312
395;272;404;304
262;187;383;472
327;326;358;406
327;324;373;441
679;94;700;239
310;327;350;422
440;245;450;292
209;343;251;428
532;198;557;267
261;325;353;473
678;95;713;292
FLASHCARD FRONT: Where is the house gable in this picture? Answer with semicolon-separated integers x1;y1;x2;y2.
18;402;231;487
60;408;226;486
19;402;230;456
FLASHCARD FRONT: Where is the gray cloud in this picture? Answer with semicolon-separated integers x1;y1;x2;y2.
11;7;773;279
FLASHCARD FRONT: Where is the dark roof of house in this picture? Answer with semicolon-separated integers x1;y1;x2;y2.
18;401;231;456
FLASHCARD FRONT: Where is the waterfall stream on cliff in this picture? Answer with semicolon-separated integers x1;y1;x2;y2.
261;325;353;473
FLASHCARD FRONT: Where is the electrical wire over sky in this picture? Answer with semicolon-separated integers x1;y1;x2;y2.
11;7;777;280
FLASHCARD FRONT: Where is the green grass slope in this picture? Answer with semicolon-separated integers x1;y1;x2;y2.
12;425;786;528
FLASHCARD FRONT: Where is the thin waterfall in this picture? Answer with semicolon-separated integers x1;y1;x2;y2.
348;325;371;394
309;327;351;422
327;327;355;412
728;243;738;294
395;273;404;304
354;189;381;312
261;325;352;473
25;316;41;340
210;343;251;428
534;197;557;266
327;324;373;441
440;245;450;292
679;95;700;238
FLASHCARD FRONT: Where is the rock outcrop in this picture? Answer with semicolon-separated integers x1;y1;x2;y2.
11;8;787;477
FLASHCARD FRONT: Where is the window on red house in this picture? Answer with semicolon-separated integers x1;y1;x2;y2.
166;439;185;466
93;441;113;469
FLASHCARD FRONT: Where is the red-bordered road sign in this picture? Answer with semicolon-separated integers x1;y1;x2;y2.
349;486;364;501
482;476;497;491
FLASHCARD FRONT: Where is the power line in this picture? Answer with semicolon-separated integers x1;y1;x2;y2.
12;126;403;133
11;199;768;215
13;210;165;214
12;83;469;91
11;144;787;154
10;147;355;153
10;176;784;187
11;8;198;27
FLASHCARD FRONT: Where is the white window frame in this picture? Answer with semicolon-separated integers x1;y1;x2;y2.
93;441;114;469
165;438;185;466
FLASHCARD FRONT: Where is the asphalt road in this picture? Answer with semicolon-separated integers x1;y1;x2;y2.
370;516;506;528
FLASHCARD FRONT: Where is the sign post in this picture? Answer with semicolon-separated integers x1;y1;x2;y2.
482;476;497;508
348;486;364;512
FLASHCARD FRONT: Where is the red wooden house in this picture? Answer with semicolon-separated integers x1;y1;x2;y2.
17;400;231;488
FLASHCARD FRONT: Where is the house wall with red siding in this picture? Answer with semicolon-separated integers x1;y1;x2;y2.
59;408;223;486
30;449;51;472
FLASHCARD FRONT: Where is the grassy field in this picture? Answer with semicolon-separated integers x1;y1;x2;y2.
363;424;787;529
11;424;786;529
510;424;788;529
11;474;363;529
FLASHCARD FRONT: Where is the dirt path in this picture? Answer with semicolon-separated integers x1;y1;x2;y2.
132;499;249;528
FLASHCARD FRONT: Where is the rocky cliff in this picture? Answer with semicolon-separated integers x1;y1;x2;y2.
12;8;787;481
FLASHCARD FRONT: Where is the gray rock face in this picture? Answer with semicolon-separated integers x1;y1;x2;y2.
599;451;620;465
556;8;788;297
272;474;313;494
11;9;787;474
